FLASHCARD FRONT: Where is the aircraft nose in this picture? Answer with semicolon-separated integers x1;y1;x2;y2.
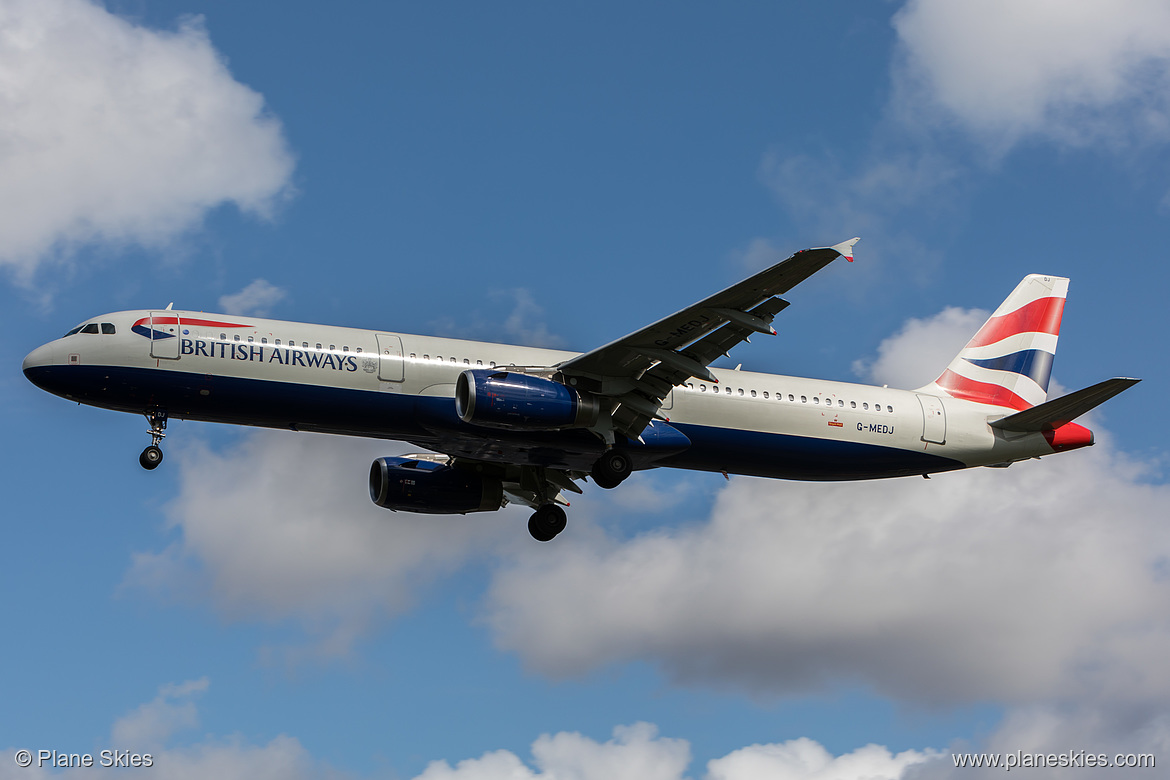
22;342;56;384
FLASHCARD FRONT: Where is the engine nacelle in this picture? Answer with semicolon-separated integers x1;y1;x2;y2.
455;369;599;430
369;457;503;514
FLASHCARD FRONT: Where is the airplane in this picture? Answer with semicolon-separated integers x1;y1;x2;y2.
22;238;1139;541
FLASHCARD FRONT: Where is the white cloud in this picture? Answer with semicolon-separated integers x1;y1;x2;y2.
0;0;295;278
910;705;1170;779
416;723;691;780
124;430;516;660
852;306;988;389
111;677;208;748
0;679;327;780
709;739;936;780
482;315;1170;709
219;279;288;317
4;696;945;780
892;0;1170;150
495;288;565;349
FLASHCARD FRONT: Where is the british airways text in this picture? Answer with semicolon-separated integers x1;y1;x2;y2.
180;338;358;371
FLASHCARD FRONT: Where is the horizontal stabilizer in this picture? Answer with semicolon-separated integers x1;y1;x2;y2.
989;377;1140;432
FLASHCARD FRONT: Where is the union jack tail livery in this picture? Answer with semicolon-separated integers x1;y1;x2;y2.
924;275;1068;411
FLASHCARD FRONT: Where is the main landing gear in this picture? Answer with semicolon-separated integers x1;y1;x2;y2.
528;504;568;542
139;409;167;470
591;449;632;489
524;449;633;542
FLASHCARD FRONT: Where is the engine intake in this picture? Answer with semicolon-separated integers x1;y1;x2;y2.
369;457;503;514
455;369;599;430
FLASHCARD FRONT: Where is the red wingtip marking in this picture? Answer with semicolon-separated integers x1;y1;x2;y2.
846;257;854;262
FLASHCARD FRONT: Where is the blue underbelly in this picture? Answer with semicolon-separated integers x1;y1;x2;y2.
25;364;965;479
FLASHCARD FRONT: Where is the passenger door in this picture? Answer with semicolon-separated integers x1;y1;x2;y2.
149;312;181;360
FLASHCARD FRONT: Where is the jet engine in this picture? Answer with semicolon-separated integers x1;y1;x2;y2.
455;369;599;430
369;456;503;513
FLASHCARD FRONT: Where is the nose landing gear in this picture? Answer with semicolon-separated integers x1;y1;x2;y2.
139;409;167;470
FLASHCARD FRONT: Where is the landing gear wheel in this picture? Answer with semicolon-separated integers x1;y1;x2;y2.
139;445;164;470
140;408;168;471
591;449;632;489
528;504;568;542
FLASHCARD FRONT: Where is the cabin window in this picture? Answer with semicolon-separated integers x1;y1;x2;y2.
699;384;707;392
261;338;268;344
490;361;496;367
81;323;99;334
451;357;457;363
876;404;883;412
813;397;820;404
789;394;795;401
463;358;470;364
329;344;336;351
316;343;322;350
356;347;363;353
751;390;757;397
476;360;483;366
424;355;430;360
850;401;856;408
801;395;807;403
302;342;308;348
234;335;240;341
409;353;416;359
863;403;869;410
342;346;349;352
888;406;895;413
275;339;282;345
738;388;744;396
687;383;694;390
838;399;844;407
247;335;254;343
436;355;442;361
725;386;731;395
220;333;227;340
762;391;768;398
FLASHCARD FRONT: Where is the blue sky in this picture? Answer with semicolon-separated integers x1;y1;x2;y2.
3;1;1169;778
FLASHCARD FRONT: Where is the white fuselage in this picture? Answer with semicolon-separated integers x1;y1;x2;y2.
22;308;1066;480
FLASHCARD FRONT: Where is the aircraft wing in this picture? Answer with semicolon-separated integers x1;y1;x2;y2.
556;238;859;439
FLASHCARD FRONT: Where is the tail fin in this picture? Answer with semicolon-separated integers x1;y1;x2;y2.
921;275;1068;411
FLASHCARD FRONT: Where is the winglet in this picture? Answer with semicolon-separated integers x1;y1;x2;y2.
831;237;860;262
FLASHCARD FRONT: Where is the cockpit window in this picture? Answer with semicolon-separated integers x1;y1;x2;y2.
80;323;99;334
64;325;85;337
101;323;116;335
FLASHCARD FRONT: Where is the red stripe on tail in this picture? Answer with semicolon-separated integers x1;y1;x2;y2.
966;297;1064;349
936;369;1033;411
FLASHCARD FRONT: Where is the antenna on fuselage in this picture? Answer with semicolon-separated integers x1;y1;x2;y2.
165;302;174;310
